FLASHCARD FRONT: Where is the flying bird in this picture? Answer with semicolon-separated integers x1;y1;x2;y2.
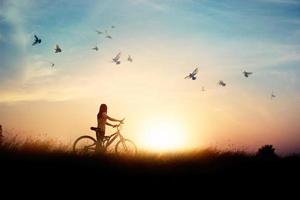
54;44;62;53
218;80;226;87
184;68;198;80
96;30;103;34
128;55;133;62
112;52;121;65
105;30;112;39
243;70;253;78
32;35;41;46
111;25;115;29
271;91;276;99
92;46;99;51
50;62;55;67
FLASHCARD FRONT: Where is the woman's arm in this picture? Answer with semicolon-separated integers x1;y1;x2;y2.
105;122;115;127
103;113;123;122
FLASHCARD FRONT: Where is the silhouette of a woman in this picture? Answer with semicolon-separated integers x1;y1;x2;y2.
96;104;123;150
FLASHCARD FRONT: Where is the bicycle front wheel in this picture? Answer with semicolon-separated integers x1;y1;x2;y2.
73;135;97;155
115;139;137;156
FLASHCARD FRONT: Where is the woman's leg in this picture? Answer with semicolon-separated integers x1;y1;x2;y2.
96;130;105;153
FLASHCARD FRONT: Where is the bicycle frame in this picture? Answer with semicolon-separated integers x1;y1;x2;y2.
102;128;125;149
73;122;136;155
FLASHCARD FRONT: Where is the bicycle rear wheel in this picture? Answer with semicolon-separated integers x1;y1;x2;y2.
73;135;97;155
115;139;137;156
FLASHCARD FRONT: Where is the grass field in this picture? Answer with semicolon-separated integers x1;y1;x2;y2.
1;137;300;192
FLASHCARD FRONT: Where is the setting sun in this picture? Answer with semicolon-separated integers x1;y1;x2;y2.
138;119;188;152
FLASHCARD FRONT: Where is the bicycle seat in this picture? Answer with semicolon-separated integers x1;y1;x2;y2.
90;127;99;131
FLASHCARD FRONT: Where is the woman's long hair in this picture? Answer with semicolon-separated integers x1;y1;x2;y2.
97;104;107;119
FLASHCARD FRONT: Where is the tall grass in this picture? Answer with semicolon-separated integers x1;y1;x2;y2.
0;135;70;154
0;134;250;160
0;135;298;163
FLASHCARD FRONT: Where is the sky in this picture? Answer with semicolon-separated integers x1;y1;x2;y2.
0;0;300;154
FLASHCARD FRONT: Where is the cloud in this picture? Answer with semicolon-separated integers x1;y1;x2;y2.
0;0;33;47
0;0;35;85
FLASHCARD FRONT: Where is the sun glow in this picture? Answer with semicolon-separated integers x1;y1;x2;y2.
139;119;188;152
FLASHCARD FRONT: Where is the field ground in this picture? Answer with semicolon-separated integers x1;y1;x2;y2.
1;138;300;194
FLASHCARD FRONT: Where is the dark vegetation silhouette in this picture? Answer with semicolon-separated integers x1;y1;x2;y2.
257;144;278;159
1;137;300;188
0;125;3;144
1;138;298;199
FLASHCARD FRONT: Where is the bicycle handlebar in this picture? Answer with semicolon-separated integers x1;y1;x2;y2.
116;119;125;130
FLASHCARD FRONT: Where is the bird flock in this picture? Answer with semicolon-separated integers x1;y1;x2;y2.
31;25;133;69
185;67;276;99
32;28;276;100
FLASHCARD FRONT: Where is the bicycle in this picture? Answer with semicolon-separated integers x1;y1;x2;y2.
73;122;137;156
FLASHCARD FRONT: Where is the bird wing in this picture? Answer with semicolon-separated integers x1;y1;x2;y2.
192;68;198;76
115;52;121;60
34;35;38;40
184;75;191;79
248;72;253;75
